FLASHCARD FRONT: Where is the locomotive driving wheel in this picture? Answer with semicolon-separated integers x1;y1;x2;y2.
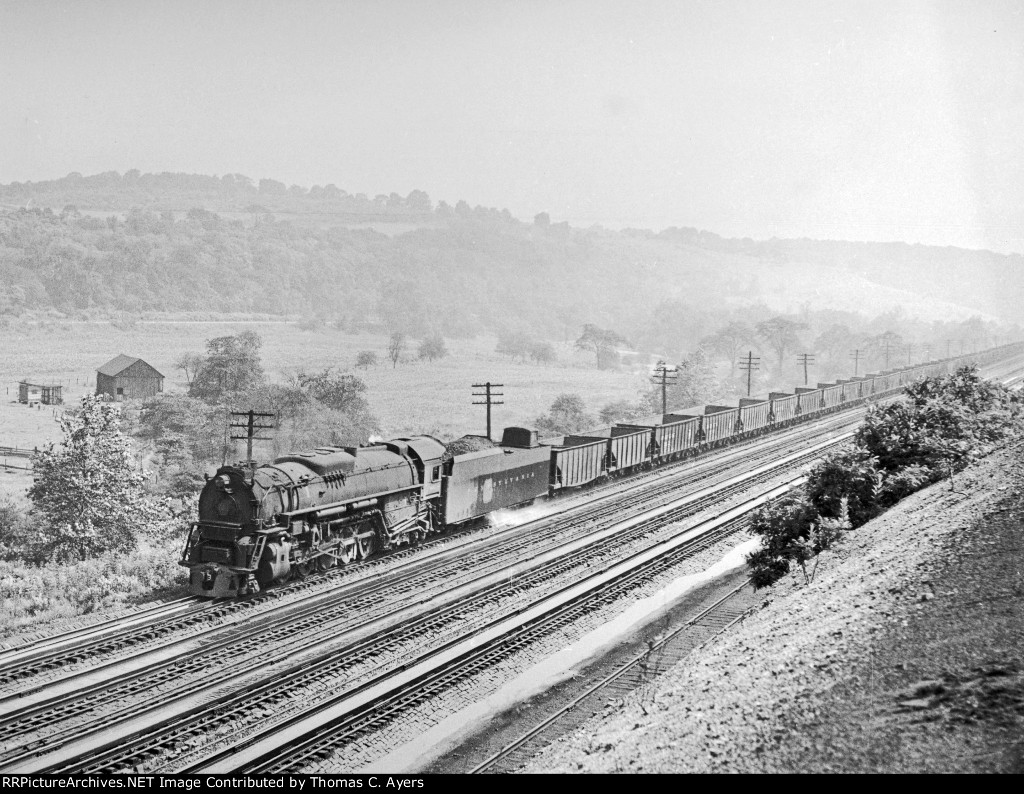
355;535;377;560
317;554;334;572
338;540;355;565
293;561;312;579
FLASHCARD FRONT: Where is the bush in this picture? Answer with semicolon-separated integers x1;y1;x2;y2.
0;532;188;636
529;341;556;365
876;464;935;508
598;399;645;424
747;365;1024;590
496;330;532;363
746;548;792;589
418;333;448;362
355;350;378;369
746;493;851;589
0;501;47;564
747;493;817;560
804;449;881;527
535;393;596;435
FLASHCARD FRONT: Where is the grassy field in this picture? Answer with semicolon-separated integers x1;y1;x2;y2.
0;320;650;492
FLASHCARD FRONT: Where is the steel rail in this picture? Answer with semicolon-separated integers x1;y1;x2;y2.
2;435;837;773
197;480;803;774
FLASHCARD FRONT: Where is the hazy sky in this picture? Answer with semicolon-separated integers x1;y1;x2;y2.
3;0;1023;252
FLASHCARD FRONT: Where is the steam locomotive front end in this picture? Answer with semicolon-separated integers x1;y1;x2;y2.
183;436;446;598
182;467;291;597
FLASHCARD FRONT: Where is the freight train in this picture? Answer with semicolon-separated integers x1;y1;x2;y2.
180;345;1020;597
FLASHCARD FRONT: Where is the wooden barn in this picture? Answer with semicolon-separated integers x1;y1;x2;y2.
96;355;164;401
18;381;63;405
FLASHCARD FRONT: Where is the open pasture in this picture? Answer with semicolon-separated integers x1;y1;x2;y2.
0;320;648;453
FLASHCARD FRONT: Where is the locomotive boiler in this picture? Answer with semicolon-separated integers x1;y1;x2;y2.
181;436;446;597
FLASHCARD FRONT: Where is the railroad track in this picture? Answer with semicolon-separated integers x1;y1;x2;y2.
0;405;865;694
3;353;1018;773
194;481;797;774
0;437;837;772
0;361;959;685
469;579;761;773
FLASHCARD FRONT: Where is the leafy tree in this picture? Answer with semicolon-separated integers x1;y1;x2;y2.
174;352;205;387
670;349;717;407
814;324;856;368
295;368;369;414
575;324;628;369
756;317;806;370
496;330;532;363
133;394;226;499
29;395;166;560
189;330;265;403
529;341;557;365
355;350;378;369
418;333;448;362
245;382;380;454
387;332;406;368
405;189;432;213
643;349;716;413
258;178;287;195
599;399;645;424
702;321;754;376
865;330;904;370
535;393;596;435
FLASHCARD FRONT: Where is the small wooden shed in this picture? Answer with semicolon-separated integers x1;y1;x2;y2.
18;381;63;405
96;355;164;401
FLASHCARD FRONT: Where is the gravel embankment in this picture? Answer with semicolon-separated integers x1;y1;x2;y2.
527;439;1024;773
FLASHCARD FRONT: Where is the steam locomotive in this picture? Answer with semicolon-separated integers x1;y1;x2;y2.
181;344;1020;597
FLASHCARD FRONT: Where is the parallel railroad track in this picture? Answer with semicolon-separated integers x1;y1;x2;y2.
1;438;837;772
196;483;797;774
2;354;1019;773
2;359;974;686
469;579;761;773
0;405;866;694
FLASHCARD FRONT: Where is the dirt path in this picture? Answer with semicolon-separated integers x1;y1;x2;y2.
526;439;1024;773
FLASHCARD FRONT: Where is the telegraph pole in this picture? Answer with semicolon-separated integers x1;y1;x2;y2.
946;339;953;358
650;361;678;414
230;410;276;467
905;343;914;366
738;351;760;397
850;348;863;376
796;353;815;385
472;382;504;440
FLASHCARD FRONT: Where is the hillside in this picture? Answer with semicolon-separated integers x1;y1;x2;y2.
1;172;1022;343
527;439;1024;773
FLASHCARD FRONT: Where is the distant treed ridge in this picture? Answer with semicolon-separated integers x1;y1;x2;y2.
1;171;1022;342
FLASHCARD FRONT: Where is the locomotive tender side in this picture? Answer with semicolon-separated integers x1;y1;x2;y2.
442;430;550;525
